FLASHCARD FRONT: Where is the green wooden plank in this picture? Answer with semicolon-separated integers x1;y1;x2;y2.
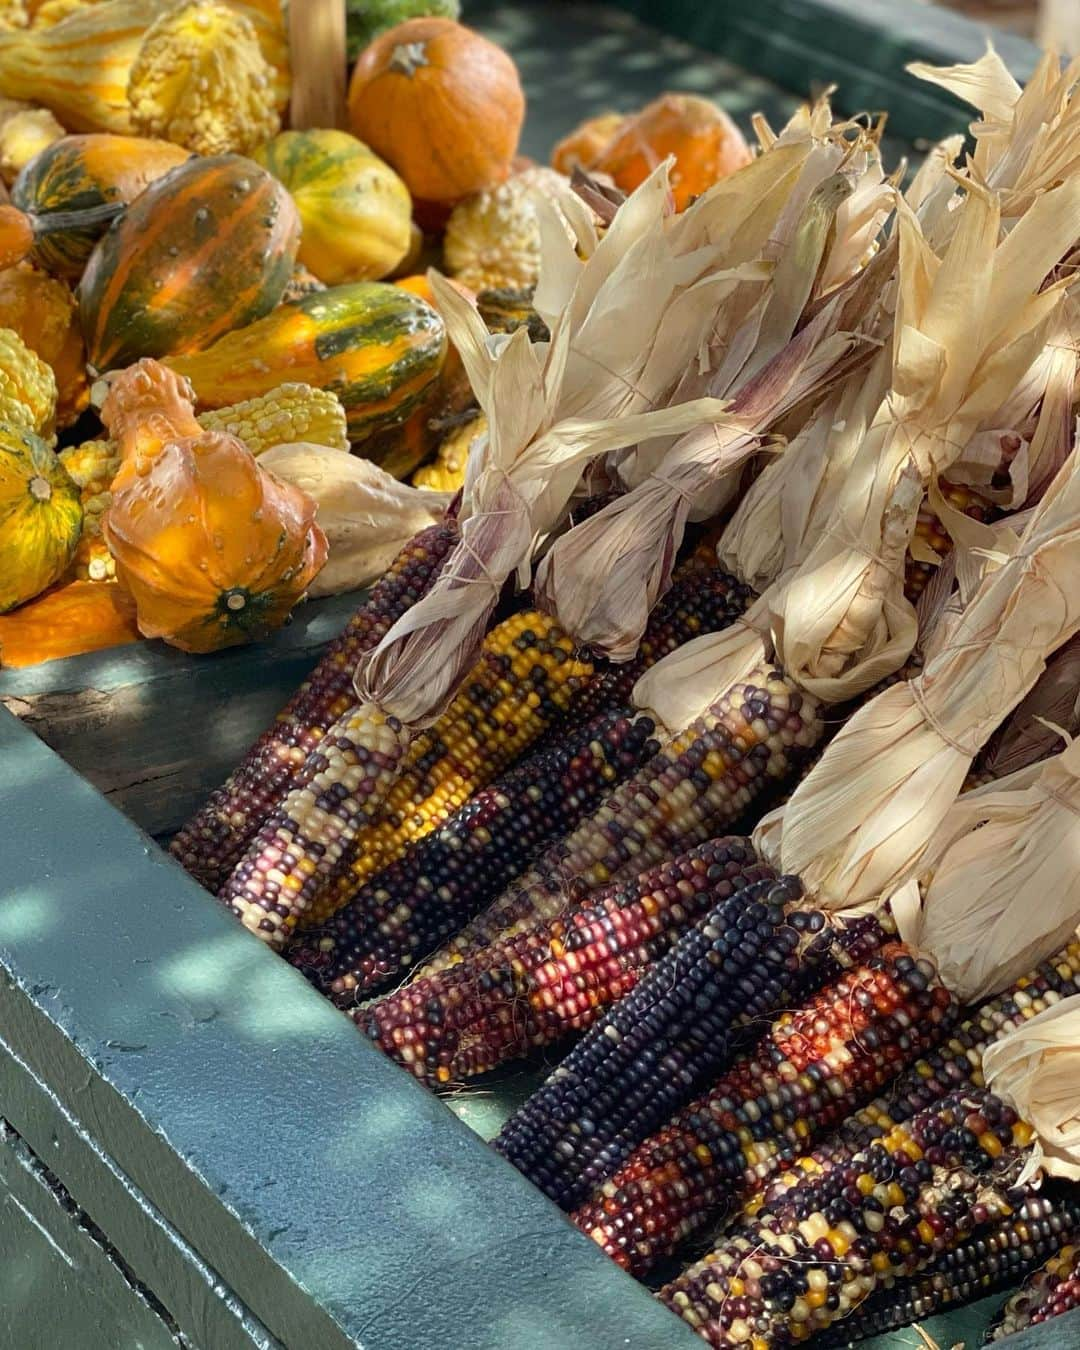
0;1123;182;1350
0;708;701;1350
0;1035;278;1349
0;591;365;838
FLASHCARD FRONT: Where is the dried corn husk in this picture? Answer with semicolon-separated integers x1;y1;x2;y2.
534;169;882;660
980;633;1080;779
983;995;1080;1183
909;48;1080;222
887;738;1080;1003
257;445;450;598
352;164;733;725
773;434;1080;910
638;176;1077;735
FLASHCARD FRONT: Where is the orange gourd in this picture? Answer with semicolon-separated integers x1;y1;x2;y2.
550;111;625;176
100;360;328;653
0;263;88;426
0;578;139;668
590;94;752;212
347;18;524;203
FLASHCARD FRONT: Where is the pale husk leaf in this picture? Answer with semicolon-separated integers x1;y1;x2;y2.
257;445;449;599
983;994;1080;1183
889;738;1080;1002
776;437;1080;909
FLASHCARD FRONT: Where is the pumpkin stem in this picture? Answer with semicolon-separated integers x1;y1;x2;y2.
28;475;52;503
389;41;429;76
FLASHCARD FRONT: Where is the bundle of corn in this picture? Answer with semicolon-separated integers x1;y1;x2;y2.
568;737;1080;1276
214;162;749;948
481;443;1080;1210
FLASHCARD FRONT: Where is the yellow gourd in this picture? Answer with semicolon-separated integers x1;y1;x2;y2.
444;167;572;292
412;412;485;493
0;325;56;436
0;422;81;610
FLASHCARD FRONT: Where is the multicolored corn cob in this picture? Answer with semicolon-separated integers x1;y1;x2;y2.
817;1189;1080;1347
572;946;956;1276
170;522;459;892
990;1241;1080;1339
304;610;597;927
492;882;892;1211
838;939;1080;1144
289;708;661;999
312;569;752;928
362;838;775;1086
662;1089;1035;1347
220;707;413;947
904;481;995;602
424;662;825;974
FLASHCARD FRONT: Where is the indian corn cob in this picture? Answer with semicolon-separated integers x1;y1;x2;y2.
363;838;776;1086
312;568;752;927
816;1189;1080;1347
290;707;661;999
572;946;956;1277
425;663;824;973
491;883;892;1211
990;1241;1080;1339
661;1088;1035;1347
170;522;459;892
903;481;995;602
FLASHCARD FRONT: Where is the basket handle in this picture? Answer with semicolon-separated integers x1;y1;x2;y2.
289;0;348;131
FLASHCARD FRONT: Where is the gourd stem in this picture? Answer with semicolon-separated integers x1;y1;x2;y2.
389;41;429;76
31;199;127;238
28;475;52;502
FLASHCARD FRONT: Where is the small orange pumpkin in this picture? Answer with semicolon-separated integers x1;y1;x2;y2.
0;578;139;668
347;18;524;203
591;94;752;212
100;359;328;653
550;111;626;177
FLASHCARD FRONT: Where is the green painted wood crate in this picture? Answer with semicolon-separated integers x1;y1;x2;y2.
3;3;1079;1347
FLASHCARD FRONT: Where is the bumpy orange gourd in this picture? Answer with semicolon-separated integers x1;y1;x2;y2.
550;111;625;176
0;263;88;425
0;578;139;667
347;17;524;203
100;360;328;653
591;93;752;212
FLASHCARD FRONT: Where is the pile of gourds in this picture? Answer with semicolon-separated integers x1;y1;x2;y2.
0;0;752;668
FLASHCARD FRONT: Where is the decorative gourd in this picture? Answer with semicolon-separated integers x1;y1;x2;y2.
347;17;524;203
128;0;280;156
591;93;753;212
198;384;349;456
0;2;28;28
444;166;574;292
345;0;458;61
259;442;448;597
0;422;81;610
9;133;191;278
100;360;327;653
0;264;87;425
0;105;64;183
476;284;548;341
550;111;625;176
28;0;108;26
165;281;446;444
0;325;56;434
412;411;484;493
253;129;412;285
0;578;139;667
0;0;289;135
79;153;300;373
58;437;116;578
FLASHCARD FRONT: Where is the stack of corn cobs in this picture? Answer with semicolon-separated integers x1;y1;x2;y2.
173;46;1080;1349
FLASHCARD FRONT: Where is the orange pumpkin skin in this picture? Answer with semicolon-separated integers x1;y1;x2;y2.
101;360;328;654
79;154;301;374
550;112;626;176
347;18;525;203
0;579;139;669
591;94;752;212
